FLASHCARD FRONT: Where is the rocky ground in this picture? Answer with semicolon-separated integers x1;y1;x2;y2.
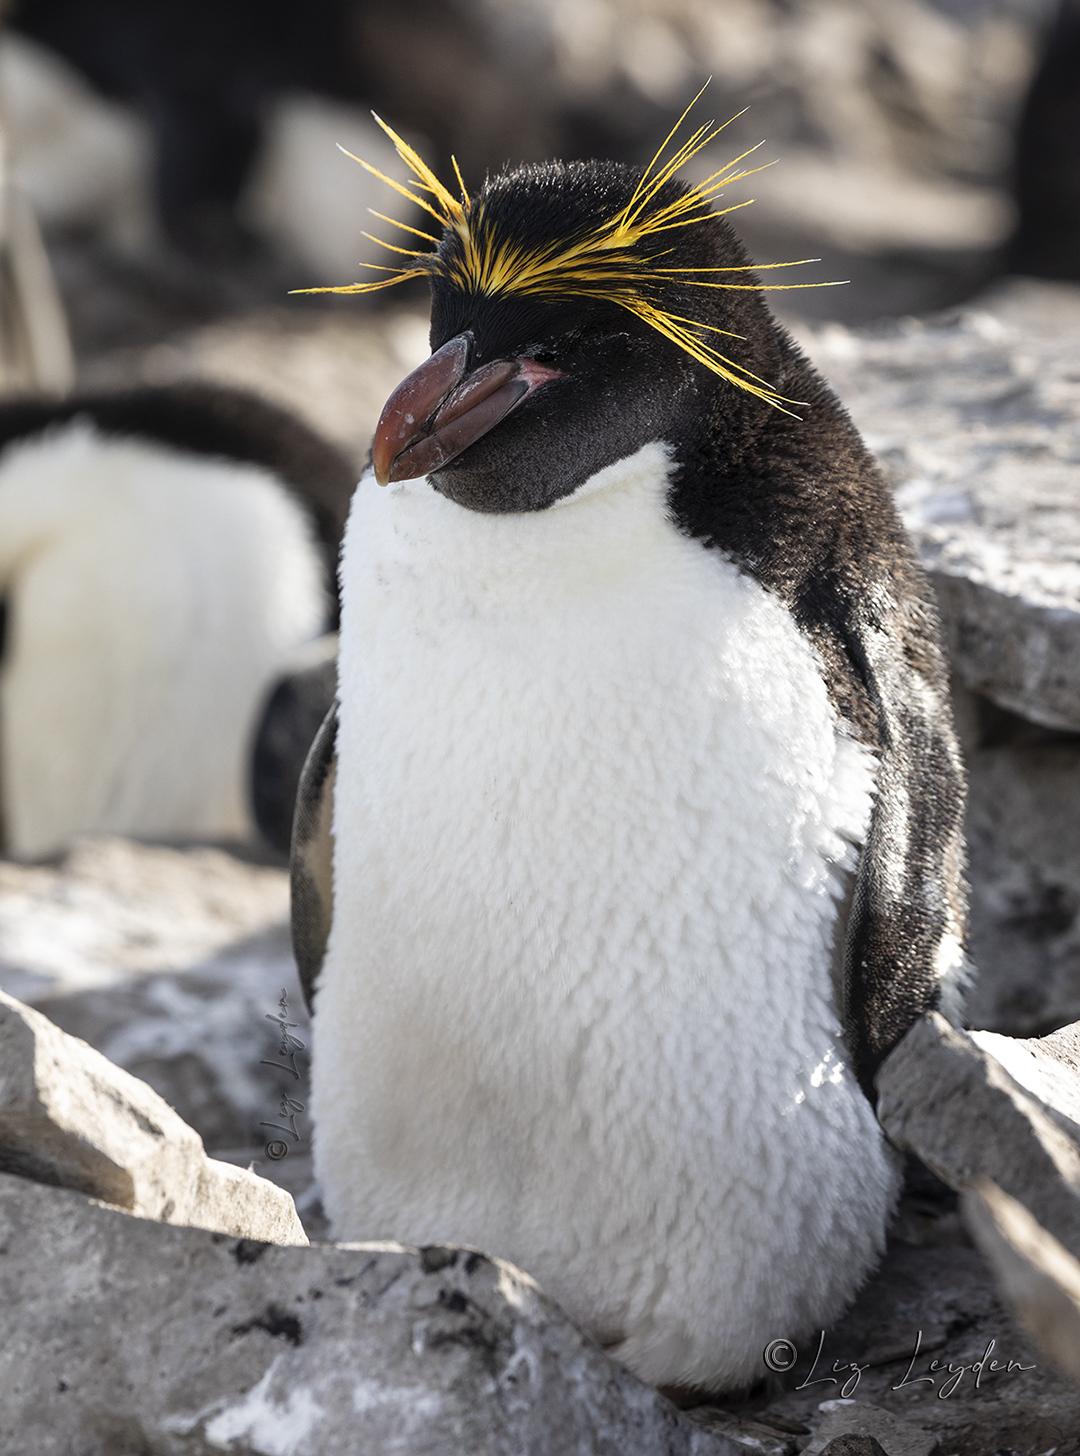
691;1242;1072;1456
0;836;327;1234
3;276;1080;1452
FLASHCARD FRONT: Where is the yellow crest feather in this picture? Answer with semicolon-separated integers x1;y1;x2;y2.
295;87;844;412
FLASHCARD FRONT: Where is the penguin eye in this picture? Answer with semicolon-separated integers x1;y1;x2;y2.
526;322;628;368
529;328;582;366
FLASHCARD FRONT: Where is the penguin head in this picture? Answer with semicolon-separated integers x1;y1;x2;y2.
305;108;814;513
386;161;799;513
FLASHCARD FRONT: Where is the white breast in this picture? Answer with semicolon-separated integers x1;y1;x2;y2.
316;440;899;1391
0;421;326;857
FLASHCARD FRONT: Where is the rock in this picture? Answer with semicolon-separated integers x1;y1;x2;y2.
0;835;327;1236
885;1153;969;1251
970;1020;1080;1138
817;1436;888;1456
876;1012;1080;1261
682;1408;799;1455
44;930;312;1158
956;693;1080;1038
963;1177;1080;1384
875;1011;1080;1409
0;834;290;1003
753;1237;1075;1452
0;989;305;1244
802;1402;937;1456
346;0;1036;324
214;1144;331;1244
801;279;1080;735
0;1171;745;1456
934;574;1080;736
0;835;307;1149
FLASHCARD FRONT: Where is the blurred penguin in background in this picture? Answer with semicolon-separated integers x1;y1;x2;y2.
1008;0;1080;280
0;383;352;859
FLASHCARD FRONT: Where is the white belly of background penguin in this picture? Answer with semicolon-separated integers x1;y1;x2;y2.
317;442;896;1388
295;106;968;1394
0;407;332;858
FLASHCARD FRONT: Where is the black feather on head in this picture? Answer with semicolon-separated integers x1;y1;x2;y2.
295;87;842;413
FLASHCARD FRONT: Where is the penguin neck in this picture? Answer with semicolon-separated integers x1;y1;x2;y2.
363;439;684;610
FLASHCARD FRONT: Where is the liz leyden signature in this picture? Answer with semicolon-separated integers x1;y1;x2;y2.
259;988;307;1161
763;1330;1036;1401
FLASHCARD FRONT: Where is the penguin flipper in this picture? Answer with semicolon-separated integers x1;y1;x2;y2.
837;599;968;1104
290;702;337;1013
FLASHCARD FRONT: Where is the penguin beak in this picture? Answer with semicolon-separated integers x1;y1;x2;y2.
371;332;563;486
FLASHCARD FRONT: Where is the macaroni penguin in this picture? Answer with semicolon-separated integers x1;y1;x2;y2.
293;107;968;1392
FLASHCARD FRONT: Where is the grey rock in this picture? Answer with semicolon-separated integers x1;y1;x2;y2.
0;989;305;1244
817;1438;888;1456
800;280;1080;734
957;695;1080;1038
66;0;1038;344
933;573;1080;735
0;836;337;1235
215;1145;331;1244
754;1240;1071;1452
970;1020;1080;1139
876;1012;1080;1260
0;1171;744;1456
963;1177;1080;1385
802;1402;937;1456
0;834;291;1004
875;1010;1080;1391
0;835;312;1154
41;925;313;1156
681;1408;798;1454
